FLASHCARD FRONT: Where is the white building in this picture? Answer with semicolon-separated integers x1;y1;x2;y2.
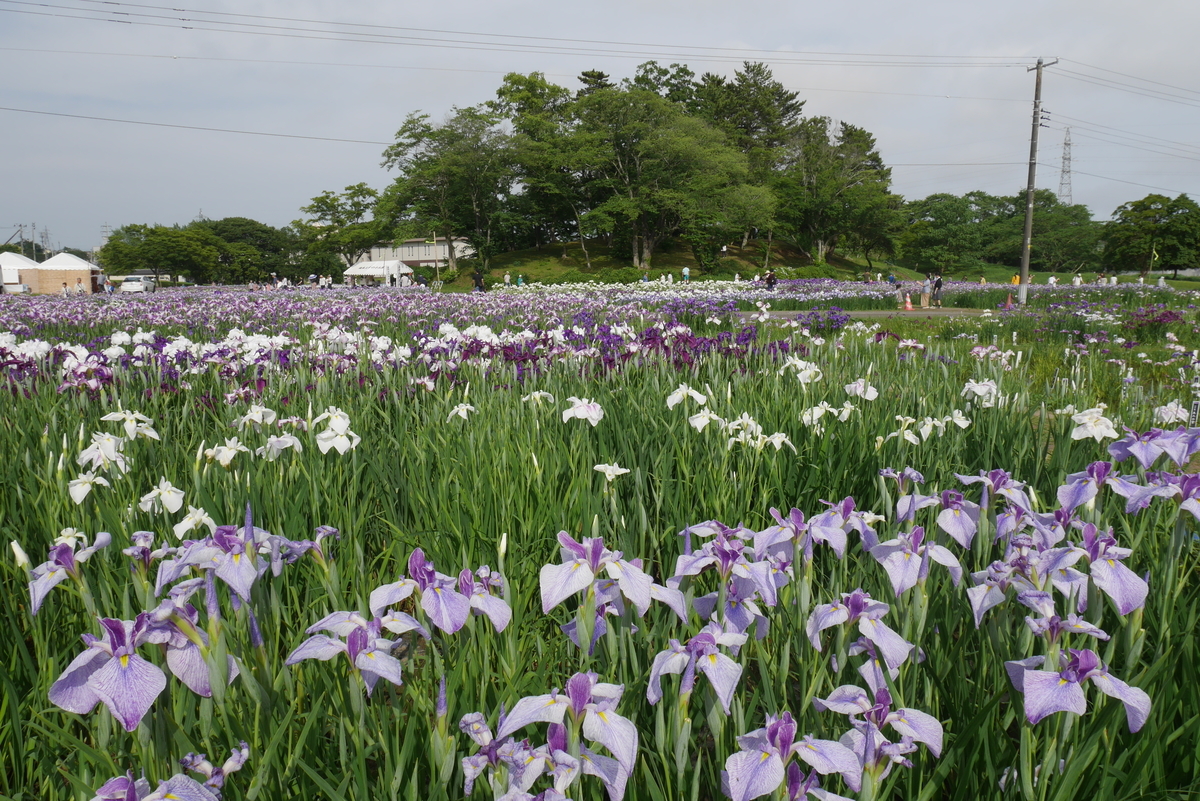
354;237;473;269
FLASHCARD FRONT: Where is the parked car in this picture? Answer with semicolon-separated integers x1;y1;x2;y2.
118;276;156;293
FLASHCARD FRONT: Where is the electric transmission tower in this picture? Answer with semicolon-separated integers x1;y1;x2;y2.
1058;127;1073;206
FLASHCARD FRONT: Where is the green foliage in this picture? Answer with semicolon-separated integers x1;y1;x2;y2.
1104;193;1200;276
295;183;387;270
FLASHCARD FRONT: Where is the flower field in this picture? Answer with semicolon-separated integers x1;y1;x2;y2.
2;282;1199;801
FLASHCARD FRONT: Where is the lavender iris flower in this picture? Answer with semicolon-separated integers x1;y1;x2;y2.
91;772;217;801
1025;613;1109;644
754;506;846;564
1057;461;1117;513
1107;472;1184;515
458;565;512;632
496;671;637;796
1006;648;1151;732
369;549;475;633
646;622;746;713
935;490;980;549
721;712;860;801
28;530;110;615
806;589;913;669
542;532;681;625
1108;426;1200;470
179;742;250;791
869;526;962;597
1043;524;1148;614
813;686;943;786
955;468;1032;511
285;610;423;696
49;615;167;732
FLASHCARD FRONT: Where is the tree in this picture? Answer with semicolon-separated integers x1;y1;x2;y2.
98;224;221;283
897;194;986;274
190;217;301;282
295;183;385;268
381;107;516;271
773;119;894;264
574;87;750;269
1104;193;1200;278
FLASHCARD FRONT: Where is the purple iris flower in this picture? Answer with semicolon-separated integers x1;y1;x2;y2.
1108;472;1184;515
869;526;962;597
1109;426;1200;470
285;611;422;696
458;714;579;800
91;772;217;801
935;490;981;549
496;671;637;795
458;565;512;632
1025;613;1109;644
754;506;846;564
721;712;861;801
1057;461;1117;513
369;549;476;634
1006;648;1151;732
956;468;1031;511
122;531;175;577
806;589;913;670
647;622;746;713
48;615;166;732
813;686;943;786
542;531;680;622
807;498;879;552
179;741;250;791
28;530;111;615
879;467;925;496
1077;524;1148;614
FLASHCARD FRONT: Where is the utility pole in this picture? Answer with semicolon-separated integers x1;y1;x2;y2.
1018;57;1057;304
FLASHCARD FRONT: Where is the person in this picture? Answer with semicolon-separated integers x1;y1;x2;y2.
1110;275;1118;286
61;282;69;297
1072;274;1083;287
682;265;690;282
1048;275;1058;286
471;271;485;292
641;271;649;283
765;270;777;290
1011;274;1020;286
980;276;986;284
720;245;728;254
517;274;524;286
733;273;740;282
75;277;86;295
875;272;882;282
1157;275;1167;288
104;278;114;295
932;273;944;308
920;276;931;308
1138;276;1144;285
887;273;896;285
504;272;511;286
667;272;674;283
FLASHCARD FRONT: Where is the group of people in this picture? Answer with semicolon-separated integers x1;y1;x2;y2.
60;278;89;297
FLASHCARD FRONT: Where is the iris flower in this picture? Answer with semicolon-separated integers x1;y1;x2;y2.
813;686;943;785
1070;406;1119;442
312;405;361;454
370;549;479;634
497;672;637;794
722;712;860;801
28;530;110;614
138;478;186;514
806;589;913;670
1006;648;1151;732
285;611;418;696
647;622;746;713
666;383;707;409
869;527;962;597
69;470;110;505
562;396;604;426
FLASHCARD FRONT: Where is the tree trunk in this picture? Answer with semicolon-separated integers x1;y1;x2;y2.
573;209;592;269
446;234;458;274
741;229;751;249
762;230;773;269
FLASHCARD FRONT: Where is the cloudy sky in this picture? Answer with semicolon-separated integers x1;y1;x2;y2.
3;0;1199;251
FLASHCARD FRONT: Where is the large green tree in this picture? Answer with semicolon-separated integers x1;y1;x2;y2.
97;224;221;283
295;183;386;269
381;107;516;270
773;118;896;264
1104;193;1200;277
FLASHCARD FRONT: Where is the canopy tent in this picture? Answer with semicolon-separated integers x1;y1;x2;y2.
343;259;414;278
1;251;39;285
39;252;100;271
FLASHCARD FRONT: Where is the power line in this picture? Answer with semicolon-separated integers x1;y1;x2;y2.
1047;112;1200;157
1041;163;1195;196
1055;68;1200;109
55;0;1036;63
1060;58;1200;98
0;1;1030;68
0;105;391;144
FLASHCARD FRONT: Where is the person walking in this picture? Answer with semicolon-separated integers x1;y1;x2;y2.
920;275;931;308
765;270;777;290
504;272;511;286
472;270;486;292
682;265;690;283
932;273;944;308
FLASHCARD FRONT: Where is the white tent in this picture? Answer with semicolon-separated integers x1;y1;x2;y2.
1;251;39;285
39;252;99;271
343;260;413;281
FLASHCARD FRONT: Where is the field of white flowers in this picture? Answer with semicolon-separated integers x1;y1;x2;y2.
2;282;1198;801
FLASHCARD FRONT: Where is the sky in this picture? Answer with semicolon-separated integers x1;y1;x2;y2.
3;0;1200;251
